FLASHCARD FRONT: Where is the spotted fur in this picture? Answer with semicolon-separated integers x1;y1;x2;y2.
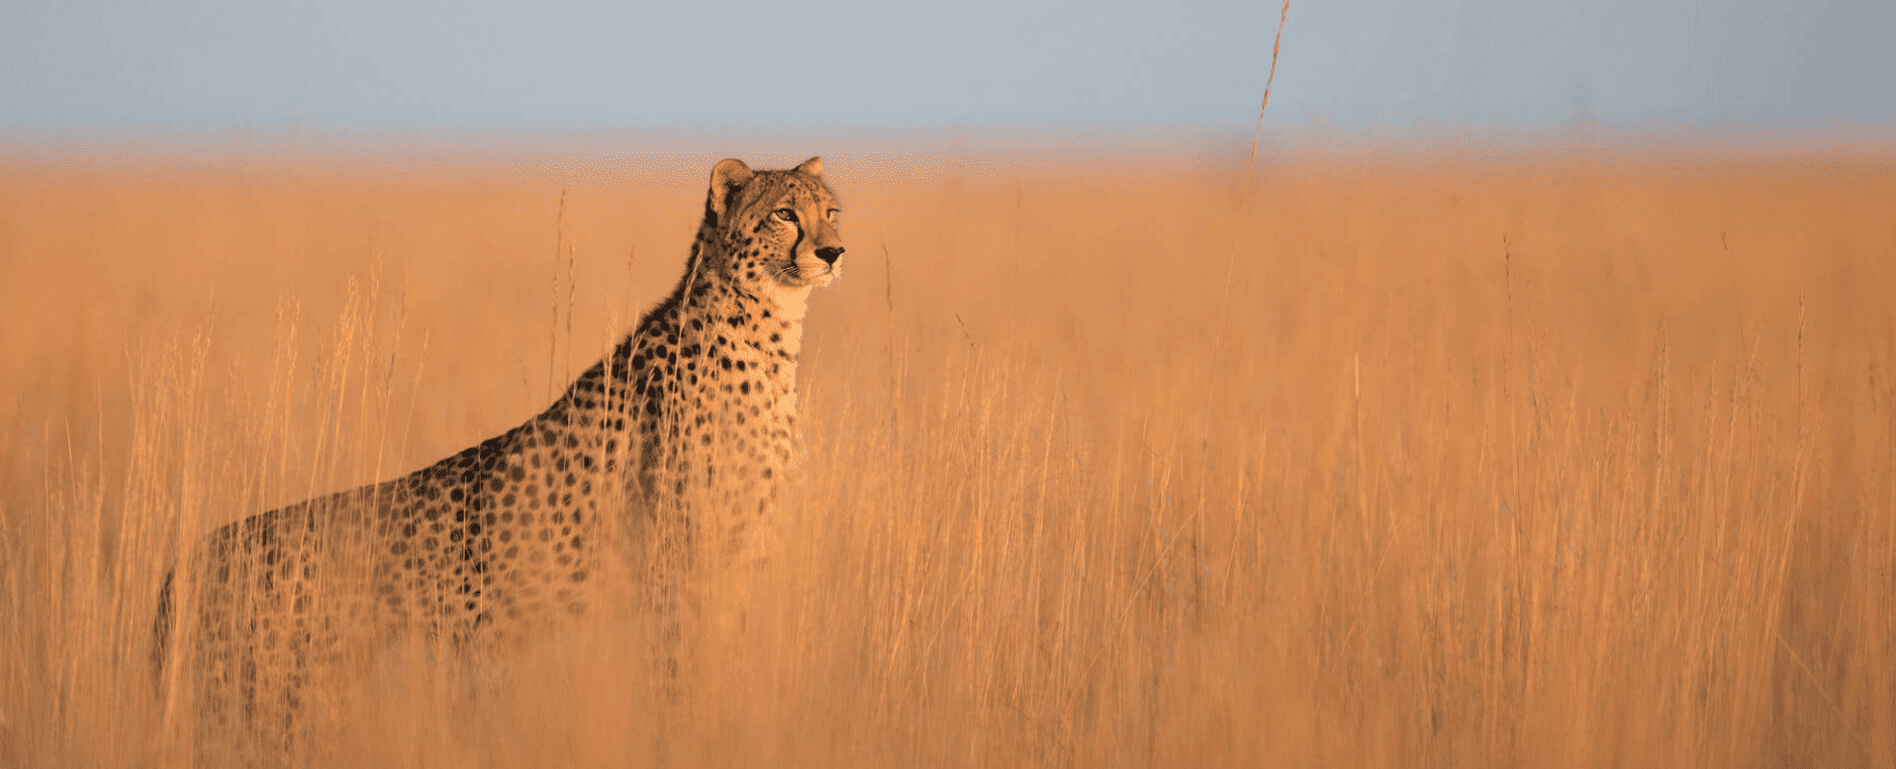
155;157;844;742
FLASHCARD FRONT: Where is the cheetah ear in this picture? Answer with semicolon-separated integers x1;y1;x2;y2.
708;158;754;219
794;156;824;177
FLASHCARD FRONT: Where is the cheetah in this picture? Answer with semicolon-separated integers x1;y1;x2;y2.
154;157;844;749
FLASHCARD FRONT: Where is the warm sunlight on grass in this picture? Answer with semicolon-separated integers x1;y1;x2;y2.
2;149;1892;767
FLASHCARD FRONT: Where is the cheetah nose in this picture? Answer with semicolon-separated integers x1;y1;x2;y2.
815;246;845;265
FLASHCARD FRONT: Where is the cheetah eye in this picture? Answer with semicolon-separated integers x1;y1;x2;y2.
826;208;840;221
772;208;797;223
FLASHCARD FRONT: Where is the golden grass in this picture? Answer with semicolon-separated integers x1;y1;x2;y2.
1;148;1893;767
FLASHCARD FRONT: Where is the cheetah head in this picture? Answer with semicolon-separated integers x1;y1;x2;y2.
704;157;844;296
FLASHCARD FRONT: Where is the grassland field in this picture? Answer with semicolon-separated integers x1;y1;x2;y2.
1;143;1893;767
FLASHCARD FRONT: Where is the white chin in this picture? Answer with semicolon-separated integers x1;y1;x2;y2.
781;261;837;288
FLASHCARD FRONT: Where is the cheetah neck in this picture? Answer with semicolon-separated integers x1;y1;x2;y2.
756;283;812;356
675;239;813;357
546;263;809;428
531;237;814;507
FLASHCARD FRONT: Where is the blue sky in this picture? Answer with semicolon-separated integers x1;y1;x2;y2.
3;0;1891;139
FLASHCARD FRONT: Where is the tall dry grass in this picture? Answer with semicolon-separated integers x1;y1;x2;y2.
1;148;1892;767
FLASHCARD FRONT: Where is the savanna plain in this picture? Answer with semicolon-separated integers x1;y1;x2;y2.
1;142;1892;767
